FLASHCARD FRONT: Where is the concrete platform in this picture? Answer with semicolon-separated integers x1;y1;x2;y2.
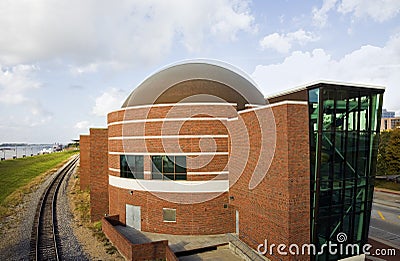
179;245;243;261
115;225;229;253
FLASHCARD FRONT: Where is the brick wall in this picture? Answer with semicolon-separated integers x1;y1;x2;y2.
79;134;90;190
109;186;235;235
109;120;229;137
107;104;231;182
109;137;228;153
287;104;311;249
107;104;237;125
102;215;132;260
102;215;178;261
228;103;310;261
90;128;109;222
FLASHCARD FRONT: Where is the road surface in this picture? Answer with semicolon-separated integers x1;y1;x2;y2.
369;190;400;248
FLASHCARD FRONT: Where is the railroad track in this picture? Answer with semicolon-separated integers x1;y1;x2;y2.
29;155;79;261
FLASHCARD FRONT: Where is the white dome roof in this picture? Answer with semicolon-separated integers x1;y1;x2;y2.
122;59;266;109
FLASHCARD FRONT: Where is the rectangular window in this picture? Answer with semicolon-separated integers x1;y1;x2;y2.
120;155;144;179
151;155;187;180
163;208;176;222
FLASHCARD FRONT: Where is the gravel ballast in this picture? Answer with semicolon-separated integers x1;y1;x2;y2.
56;164;89;260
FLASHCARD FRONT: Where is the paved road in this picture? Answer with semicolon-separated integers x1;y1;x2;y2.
369;191;400;249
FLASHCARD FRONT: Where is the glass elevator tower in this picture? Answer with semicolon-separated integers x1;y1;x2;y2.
308;84;384;260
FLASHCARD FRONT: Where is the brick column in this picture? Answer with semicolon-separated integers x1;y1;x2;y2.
79;134;90;190
90;128;109;222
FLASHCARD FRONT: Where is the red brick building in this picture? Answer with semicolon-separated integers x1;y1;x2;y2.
80;60;384;260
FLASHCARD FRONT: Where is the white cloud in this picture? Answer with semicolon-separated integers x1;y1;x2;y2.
252;33;400;113
313;0;400;27
259;29;319;53
312;0;338;27
29;100;53;126
260;33;291;53
0;64;40;104
0;0;256;66
92;88;127;117
74;120;90;130
0;64;53;129
70;63;99;76
338;0;400;22
1;100;53;129
210;0;257;42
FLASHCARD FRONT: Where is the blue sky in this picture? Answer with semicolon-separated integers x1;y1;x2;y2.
0;0;399;143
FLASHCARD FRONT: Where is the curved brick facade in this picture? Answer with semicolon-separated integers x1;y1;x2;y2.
109;186;234;235
107;103;236;235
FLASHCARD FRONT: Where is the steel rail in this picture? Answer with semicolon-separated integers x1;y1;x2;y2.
29;154;79;261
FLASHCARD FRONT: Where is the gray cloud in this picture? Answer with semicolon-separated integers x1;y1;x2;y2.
0;0;257;67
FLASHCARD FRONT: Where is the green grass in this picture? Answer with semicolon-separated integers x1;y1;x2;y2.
0;150;78;205
374;180;400;191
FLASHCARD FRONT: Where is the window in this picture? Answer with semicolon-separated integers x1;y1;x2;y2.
163;208;176;222
151;155;187;180
120;155;144;179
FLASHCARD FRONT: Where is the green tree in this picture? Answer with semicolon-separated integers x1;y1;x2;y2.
376;131;390;176
385;129;400;176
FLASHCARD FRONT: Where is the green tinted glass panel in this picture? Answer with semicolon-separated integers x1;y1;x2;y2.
152;156;162;173
152;173;163;180
309;86;383;260
164;174;174;180
120;155;144;179
175;156;186;173
135;156;144;179
151;155;187;180
175;174;186;180
163;156;174;173
120;155;128;177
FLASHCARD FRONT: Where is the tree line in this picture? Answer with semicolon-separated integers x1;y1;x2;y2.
376;129;400;176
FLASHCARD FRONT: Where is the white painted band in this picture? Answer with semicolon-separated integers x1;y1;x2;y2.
187;171;229;175
238;100;308;115
109;152;228;156
109;175;229;193
109;135;228;140
111;102;237;113
110;169;228;175
108;117;229;126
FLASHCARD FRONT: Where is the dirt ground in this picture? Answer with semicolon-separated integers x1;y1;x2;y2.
67;166;125;260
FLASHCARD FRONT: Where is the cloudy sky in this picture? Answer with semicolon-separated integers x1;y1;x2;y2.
0;0;399;143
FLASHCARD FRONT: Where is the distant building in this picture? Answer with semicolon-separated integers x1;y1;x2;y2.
80;60;385;261
382;109;395;118
380;109;400;131
381;117;400;131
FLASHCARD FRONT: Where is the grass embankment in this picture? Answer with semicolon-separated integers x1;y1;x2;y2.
0;150;78;217
374;180;400;191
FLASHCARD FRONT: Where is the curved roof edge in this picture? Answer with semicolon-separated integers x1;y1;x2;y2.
122;59;266;108
265;80;385;100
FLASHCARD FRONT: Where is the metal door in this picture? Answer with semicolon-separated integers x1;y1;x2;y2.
126;204;141;230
